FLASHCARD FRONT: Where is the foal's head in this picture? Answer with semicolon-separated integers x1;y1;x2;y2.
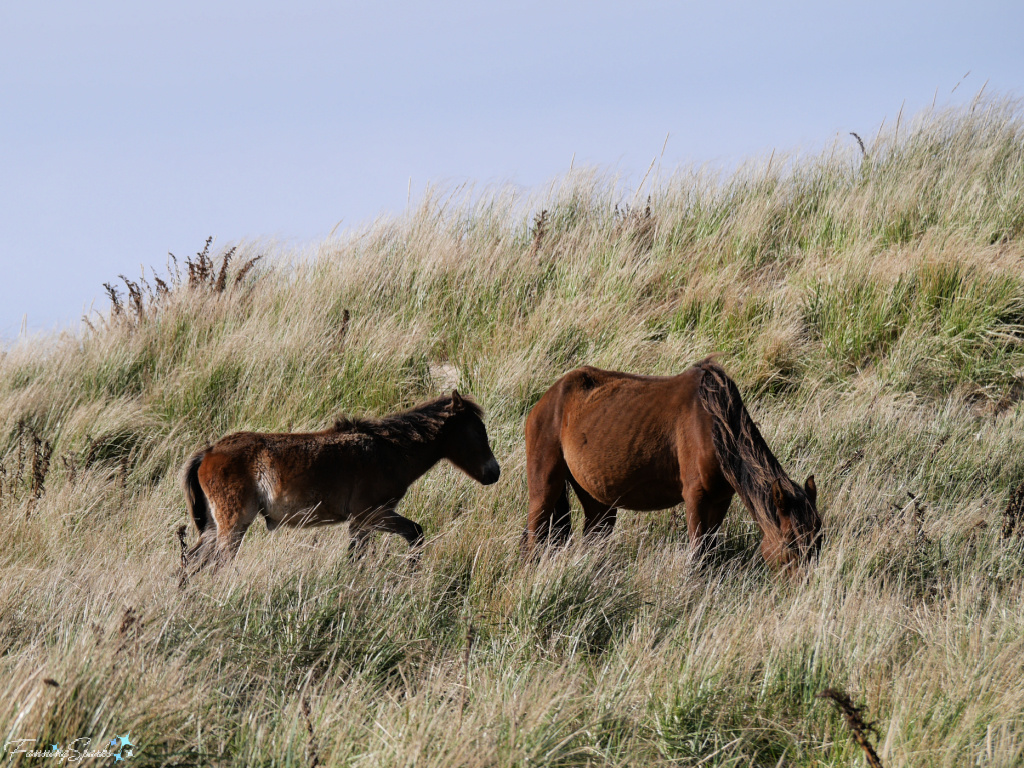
442;391;501;485
763;475;823;567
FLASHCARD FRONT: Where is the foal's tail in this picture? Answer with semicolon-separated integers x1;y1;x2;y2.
695;358;785;531
182;449;211;533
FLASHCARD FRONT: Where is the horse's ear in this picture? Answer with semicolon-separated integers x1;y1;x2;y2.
804;475;817;505
771;479;787;515
450;390;465;413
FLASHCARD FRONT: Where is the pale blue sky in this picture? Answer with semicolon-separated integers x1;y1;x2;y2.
2;2;1022;339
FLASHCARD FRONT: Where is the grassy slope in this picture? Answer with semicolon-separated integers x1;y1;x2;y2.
1;99;1023;767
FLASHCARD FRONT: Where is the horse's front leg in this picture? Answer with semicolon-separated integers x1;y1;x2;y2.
682;486;732;559
569;477;616;541
348;525;372;559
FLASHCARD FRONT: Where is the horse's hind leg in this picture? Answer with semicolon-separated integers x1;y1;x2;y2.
568;476;617;541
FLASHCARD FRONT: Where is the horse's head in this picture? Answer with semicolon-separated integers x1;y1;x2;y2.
443;390;501;485
762;475;822;567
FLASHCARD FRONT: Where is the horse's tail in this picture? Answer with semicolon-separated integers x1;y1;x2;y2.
695;358;782;530
182;449;211;533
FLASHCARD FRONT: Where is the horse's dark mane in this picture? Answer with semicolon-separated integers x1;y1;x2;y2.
331;394;483;447
695;358;798;532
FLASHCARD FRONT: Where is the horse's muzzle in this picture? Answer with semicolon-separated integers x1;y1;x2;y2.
481;459;501;485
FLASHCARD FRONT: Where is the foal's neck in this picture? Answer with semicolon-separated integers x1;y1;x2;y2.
382;430;450;488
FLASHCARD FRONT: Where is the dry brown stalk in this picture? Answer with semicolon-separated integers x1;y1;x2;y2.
234;253;264;286
61;454;77;485
528;209;548;258
103;283;124;316
116;607;143;656
907;491;927;541
118;607;139;637
339;309;351;345
187;237;215;288
850;132;867;157
300;695;323;768
11;421;27;494
30;432;52;499
176;525;189;590
82;434;99;469
118;275;145;321
1003;481;1024;540
215;246;237;293
818;688;885;768
167;252;181;284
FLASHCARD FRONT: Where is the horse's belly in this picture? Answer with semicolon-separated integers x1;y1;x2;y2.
263;485;349;528
271;506;347;527
564;444;682;511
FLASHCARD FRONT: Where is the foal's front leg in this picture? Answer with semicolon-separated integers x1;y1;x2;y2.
376;511;425;548
350;503;425;556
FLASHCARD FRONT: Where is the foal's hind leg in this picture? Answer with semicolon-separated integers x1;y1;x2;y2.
183;531;219;576
198;458;262;566
209;497;261;565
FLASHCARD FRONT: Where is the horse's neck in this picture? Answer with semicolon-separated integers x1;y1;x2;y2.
382;434;447;487
733;468;770;536
741;474;785;543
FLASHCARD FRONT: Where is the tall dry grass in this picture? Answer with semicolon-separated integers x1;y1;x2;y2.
1;96;1023;766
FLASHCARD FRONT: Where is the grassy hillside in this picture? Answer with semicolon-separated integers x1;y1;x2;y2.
2;97;1023;767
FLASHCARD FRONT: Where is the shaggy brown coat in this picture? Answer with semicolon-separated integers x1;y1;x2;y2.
183;391;500;569
523;360;821;566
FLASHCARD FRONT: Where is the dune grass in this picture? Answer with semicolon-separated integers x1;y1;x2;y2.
1;97;1024;766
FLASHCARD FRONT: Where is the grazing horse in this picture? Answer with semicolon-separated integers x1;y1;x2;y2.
182;391;500;570
523;359;822;567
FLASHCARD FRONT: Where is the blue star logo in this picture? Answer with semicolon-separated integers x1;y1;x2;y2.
51;744;59;752
117;733;134;750
110;737;119;747
113;754;123;763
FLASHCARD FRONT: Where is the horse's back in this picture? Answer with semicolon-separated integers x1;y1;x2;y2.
528;366;713;510
536;365;703;429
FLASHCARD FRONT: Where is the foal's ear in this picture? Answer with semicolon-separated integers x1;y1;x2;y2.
450;389;465;413
771;479;787;515
804;475;817;505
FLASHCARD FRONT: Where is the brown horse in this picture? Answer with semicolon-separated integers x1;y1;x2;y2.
182;391;500;570
523;359;821;566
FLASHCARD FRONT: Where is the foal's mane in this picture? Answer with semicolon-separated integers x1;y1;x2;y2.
331;394;483;446
695;359;798;532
